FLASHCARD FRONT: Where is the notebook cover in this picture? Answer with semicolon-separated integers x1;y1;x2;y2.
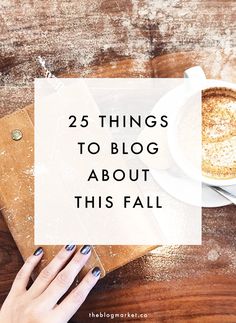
0;106;156;280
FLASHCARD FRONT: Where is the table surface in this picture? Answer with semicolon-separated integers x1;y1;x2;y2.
0;1;236;322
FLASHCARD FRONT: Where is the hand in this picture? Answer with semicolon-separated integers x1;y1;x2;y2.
0;245;100;323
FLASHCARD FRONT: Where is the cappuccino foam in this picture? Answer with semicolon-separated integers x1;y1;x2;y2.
202;87;236;179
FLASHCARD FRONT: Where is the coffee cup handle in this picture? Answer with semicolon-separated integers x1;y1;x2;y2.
183;66;206;91
184;66;206;79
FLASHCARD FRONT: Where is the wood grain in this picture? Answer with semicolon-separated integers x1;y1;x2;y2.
0;0;235;87
1;52;236;322
0;0;236;322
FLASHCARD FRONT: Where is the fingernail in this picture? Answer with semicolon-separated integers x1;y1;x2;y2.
33;247;43;256
80;245;91;255
92;267;101;277
65;245;76;251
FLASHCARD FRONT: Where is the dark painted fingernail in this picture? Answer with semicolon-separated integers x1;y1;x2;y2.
80;245;91;255
65;245;76;251
92;267;101;277
34;247;43;256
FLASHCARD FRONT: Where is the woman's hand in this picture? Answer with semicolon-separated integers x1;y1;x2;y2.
0;245;100;323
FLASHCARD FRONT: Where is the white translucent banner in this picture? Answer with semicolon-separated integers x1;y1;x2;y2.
35;78;201;245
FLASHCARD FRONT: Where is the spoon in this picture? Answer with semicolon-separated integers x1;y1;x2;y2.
211;186;236;205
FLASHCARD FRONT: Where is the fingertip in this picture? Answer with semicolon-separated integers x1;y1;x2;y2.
65;245;76;252
33;247;44;256
91;266;101;278
79;245;91;255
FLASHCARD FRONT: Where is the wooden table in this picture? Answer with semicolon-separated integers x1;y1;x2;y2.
0;1;236;322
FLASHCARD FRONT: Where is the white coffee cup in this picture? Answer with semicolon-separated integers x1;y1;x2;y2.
168;66;236;187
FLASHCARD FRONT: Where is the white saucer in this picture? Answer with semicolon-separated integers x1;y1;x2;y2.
151;167;231;208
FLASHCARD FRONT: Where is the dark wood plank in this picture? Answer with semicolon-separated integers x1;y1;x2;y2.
0;215;23;305
74;205;236;322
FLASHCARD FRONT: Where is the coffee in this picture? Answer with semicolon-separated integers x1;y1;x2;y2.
202;87;236;179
